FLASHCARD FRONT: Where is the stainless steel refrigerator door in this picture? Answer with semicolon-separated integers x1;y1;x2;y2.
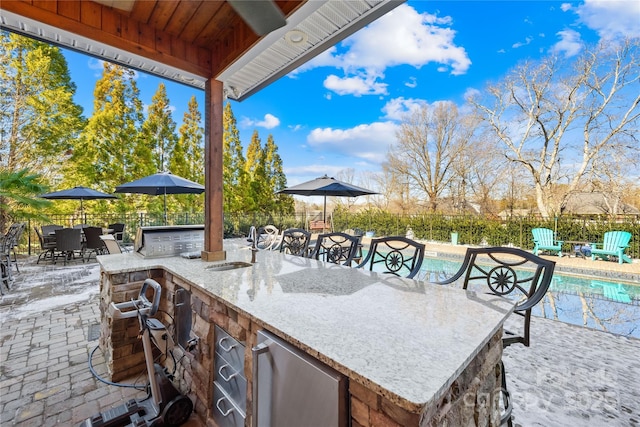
253;330;348;427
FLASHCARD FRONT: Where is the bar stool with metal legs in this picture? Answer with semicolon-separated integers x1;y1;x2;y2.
435;247;556;426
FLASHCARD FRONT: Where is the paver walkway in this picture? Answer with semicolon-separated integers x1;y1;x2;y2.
1;252;639;426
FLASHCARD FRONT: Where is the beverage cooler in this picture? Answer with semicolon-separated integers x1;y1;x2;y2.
251;330;348;427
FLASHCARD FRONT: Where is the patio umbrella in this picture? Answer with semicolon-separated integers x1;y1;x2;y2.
277;175;377;222
114;171;205;224
39;186;116;218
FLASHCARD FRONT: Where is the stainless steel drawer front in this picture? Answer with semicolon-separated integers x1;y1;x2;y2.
213;382;245;427
215;351;247;410
215;325;244;372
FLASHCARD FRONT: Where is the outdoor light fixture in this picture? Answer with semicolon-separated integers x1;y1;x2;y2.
285;29;308;45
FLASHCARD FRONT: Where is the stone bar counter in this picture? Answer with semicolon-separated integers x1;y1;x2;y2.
97;240;514;426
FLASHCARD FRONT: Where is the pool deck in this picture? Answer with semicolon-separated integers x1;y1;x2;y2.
1;243;638;426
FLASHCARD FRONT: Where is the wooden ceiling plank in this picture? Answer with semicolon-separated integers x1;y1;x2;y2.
164;0;200;36
129;0;156;25
178;1;222;44
2;1;211;77
101;7;122;38
155;31;171;56
57;1;81;21
148;0;179;30
80;1;102;29
32;1;57;13
121;15;140;45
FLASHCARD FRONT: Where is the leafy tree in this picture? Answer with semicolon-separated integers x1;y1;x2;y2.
469;38;640;218
0;168;51;231
0;32;85;180
386;102;474;212
71;62;150;214
169;95;205;213
222;102;247;213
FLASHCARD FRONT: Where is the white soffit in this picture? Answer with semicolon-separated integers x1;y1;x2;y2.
219;0;405;101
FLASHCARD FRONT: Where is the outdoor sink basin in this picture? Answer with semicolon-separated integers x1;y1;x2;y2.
205;261;252;272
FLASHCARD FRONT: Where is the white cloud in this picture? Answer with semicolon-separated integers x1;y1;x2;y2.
404;77;418;88
307;121;399;164
382;97;428;121
560;3;573;12
292;4;471;96
574;0;640;40
323;74;388;96
551;29;584;57
241;113;280;129
512;37;534;49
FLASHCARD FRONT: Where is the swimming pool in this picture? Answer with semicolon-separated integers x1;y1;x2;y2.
416;256;640;339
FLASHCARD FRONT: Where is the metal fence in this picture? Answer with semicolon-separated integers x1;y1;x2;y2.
8;211;640;260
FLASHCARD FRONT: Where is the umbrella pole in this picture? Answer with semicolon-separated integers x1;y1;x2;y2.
164;189;167;225
323;195;327;231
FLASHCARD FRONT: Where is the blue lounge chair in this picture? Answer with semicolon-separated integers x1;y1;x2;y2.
590;231;632;264
532;228;563;257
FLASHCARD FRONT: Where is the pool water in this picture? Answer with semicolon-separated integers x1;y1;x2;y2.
416;257;640;339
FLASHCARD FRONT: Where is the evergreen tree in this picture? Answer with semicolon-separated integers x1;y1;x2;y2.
222;102;246;213
72;62;149;214
244;130;270;213
169;96;204;213
0;32;85;181
264;134;294;214
143;83;177;173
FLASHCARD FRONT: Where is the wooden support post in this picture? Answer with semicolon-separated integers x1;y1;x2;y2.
202;78;226;261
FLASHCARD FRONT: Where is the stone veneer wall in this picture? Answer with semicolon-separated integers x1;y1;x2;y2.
100;268;504;427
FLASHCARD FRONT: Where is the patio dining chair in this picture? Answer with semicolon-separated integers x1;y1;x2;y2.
356;236;425;279
54;228;84;265
35;226;57;264
256;225;281;250
310;232;360;266
1;232;15;294
435;246;556;426
108;223;126;243
99;234;124;254
279;228;312;257
83;226;107;261
2;222;26;273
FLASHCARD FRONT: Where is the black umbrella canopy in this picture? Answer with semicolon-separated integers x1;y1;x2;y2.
114;172;205;224
39;186;116;216
114;171;205;195
277;175;377;221
39;186;117;200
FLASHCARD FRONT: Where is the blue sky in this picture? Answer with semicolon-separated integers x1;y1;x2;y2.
62;0;639;188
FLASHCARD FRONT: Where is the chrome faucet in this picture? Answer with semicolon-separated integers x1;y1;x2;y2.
248;226;259;263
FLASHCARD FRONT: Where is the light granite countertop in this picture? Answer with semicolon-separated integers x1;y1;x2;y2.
98;240;514;413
